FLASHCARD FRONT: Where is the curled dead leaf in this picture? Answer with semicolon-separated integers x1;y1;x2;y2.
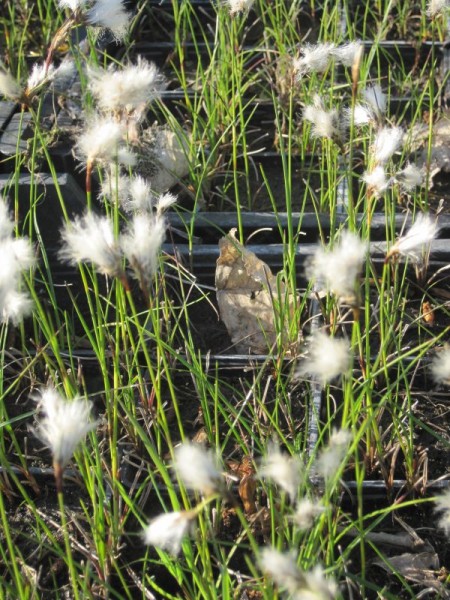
421;301;435;326
216;229;298;354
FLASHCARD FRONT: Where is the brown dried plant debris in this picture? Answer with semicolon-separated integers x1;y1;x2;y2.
216;229;298;354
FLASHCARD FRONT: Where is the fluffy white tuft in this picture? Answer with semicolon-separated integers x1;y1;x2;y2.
259;549;337;599
331;40;363;67
300;565;339;600
59;212;122;276
303;96;340;140
363;84;387;115
75;117;127;165
258;444;303;502
395;163;423;191
307;230;367;303
173;442;224;495
85;0;131;39
427;0;450;17
120;213;166;284
26;63;54;91
259;548;303;595
0;69;22;101
430;347;450;384
362;166;390;196
294;43;335;78
345;103;375;126
227;0;254;14
88;58;164;114
34;388;96;469
296;332;351;386
0;205;35;324
316;429;352;480
143;511;193;555
292;498;326;530
387;213;439;263
372;126;403;164
58;0;85;10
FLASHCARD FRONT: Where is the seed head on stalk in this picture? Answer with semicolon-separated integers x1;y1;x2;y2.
59;212;124;279
385;213;439;264
430;346;450;384
362;165;391;197
227;0;255;16
296;332;351;387
143;510;196;555
34;388;96;493
173;442;225;496
426;0;450;18
363;84;387;120
306;230;367;306
75;117;135;194
258;443;303;502
120;213;167;299
259;548;338;599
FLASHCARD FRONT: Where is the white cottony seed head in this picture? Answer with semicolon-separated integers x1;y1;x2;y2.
430;347;450;384
0;206;35;324
258;443;303;502
88;58;164;114
34;388;96;469
58;0;85;10
76;117;126;165
26;63;54;91
296;332;351;386
387;213;439;263
143;511;194;555
307;230;367;303
120;213;166;284
395;163;423;191
372;126;403;164
292;498;326;531
427;0;450;17
156;192;177;214
59;212;122;276
345;104;375;127
363;84;387;116
85;0;131;39
300;565;339;600
294;43;336;78
173;442;224;495
316;429;352;480
362;165;390;196
303;96;340;140
0;289;33;325
227;0;254;15
259;549;338;599
331;40;363;67
0;202;15;240
129;176;153;210
0;69;22;101
259;548;303;595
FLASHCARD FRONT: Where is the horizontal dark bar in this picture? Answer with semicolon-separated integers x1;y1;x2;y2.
2;463;447;496
167;211;450;239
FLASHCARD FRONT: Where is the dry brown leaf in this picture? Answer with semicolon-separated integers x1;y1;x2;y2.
373;551;450;597
228;456;257;515
239;474;257;515
216;229;297;354
421;301;435;326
